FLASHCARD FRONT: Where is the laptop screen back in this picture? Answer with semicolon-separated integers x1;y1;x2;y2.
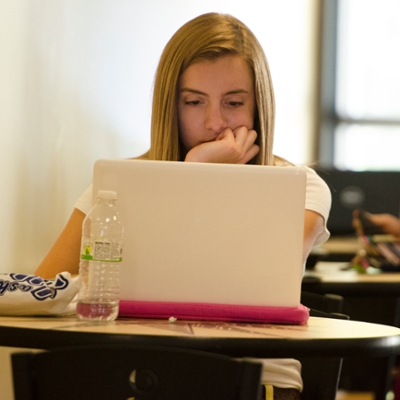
92;159;306;307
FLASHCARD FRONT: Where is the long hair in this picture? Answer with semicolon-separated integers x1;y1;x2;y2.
144;13;277;165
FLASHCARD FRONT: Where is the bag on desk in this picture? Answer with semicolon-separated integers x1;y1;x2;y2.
352;209;400;272
357;235;400;271
0;272;80;316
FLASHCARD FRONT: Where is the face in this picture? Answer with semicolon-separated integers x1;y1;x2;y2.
177;55;256;154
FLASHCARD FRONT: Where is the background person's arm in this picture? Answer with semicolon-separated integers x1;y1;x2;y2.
368;213;400;239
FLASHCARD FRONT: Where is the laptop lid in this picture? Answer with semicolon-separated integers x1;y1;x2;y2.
92;159;306;307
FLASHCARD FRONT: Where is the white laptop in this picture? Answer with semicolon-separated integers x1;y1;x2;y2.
92;159;306;308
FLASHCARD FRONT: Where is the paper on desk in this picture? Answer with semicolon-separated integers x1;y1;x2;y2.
0;272;80;316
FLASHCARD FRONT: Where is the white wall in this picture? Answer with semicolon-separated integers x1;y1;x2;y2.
0;0;315;273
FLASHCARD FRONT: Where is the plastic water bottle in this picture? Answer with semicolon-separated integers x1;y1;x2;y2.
76;190;123;321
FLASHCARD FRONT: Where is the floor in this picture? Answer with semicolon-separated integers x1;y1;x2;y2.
336;392;375;400
336;391;395;400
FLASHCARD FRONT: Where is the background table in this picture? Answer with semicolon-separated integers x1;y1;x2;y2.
309;236;362;264
303;261;400;399
303;262;400;327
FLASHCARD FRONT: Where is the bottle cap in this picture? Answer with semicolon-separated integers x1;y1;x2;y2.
97;190;117;200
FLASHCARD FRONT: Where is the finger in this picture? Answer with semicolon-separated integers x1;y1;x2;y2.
241;129;257;153
216;127;234;141
233;126;249;146
238;144;260;164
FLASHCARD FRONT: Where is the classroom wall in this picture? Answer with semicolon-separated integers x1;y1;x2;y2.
0;2;317;398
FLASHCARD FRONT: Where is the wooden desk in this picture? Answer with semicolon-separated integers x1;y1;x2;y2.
303;262;400;399
1;315;400;359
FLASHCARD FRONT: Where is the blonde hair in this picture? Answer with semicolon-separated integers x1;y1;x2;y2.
144;12;280;166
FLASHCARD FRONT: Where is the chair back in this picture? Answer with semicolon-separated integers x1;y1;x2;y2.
300;291;349;400
12;344;262;400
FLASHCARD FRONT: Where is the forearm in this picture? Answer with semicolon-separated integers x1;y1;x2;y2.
34;208;85;279
303;210;325;264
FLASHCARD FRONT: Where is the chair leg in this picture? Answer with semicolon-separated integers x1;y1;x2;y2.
299;357;343;400
11;352;36;400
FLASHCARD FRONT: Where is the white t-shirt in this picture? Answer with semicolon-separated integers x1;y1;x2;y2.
75;163;331;391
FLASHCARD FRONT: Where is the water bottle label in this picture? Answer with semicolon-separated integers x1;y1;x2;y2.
81;240;122;262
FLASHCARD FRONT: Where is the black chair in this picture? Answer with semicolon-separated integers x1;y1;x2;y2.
11;344;262;400
301;290;346;318
299;291;349;400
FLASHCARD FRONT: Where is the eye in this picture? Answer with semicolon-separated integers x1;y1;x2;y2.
228;101;243;107
185;100;200;106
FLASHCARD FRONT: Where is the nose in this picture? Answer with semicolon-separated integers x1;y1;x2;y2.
204;103;227;133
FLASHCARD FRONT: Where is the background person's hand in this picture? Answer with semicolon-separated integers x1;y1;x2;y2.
353;209;400;239
368;213;400;239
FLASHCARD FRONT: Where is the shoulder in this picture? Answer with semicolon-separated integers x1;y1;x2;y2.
297;165;330;195
133;152;150;160
272;155;293;166
294;165;331;205
296;164;326;183
272;156;330;196
74;184;93;215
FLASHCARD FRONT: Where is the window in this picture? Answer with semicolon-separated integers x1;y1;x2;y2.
317;0;400;171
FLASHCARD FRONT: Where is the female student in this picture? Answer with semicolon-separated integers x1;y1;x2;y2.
35;12;331;400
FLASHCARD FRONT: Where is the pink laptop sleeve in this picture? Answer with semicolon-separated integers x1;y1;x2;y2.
119;301;309;324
